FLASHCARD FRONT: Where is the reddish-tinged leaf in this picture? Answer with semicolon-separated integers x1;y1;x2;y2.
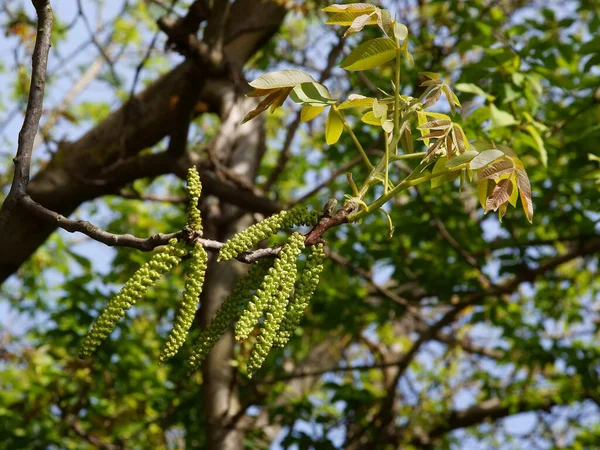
485;178;513;212
417;119;452;130
423;88;442;108
478;159;515;180
418;130;446;140
269;87;292;112
247;88;279;98
242;90;281;123
517;168;534;222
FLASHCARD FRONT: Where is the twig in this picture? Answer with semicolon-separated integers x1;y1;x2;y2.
0;0;53;232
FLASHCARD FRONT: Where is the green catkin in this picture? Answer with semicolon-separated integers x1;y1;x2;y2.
217;208;318;262
273;244;325;348
159;242;208;362
79;239;187;359
186;167;203;233
246;232;305;376
187;259;272;374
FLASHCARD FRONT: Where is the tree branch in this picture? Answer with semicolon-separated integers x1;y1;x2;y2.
0;0;53;231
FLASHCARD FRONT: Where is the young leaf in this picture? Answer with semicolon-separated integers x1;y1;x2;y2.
322;3;377;13
485;178;512;212
249;69;316;89
382;120;394;133
508;174;519;207
242;90;282;123
470;149;505;169
516;168;534;223
394;22;408;40
417;119;452;131
376;9;393;37
338;94;374;110
477;179;489;209
326;108;344;145
301;105;325;123
431;156;451;188
269;87;293;112
477;159;515;180
325;12;377;26
344;14;374;37
417;111;430;146
445;150;479;168
290;82;335;106
361;111;382;126
340;38;396;71
372;98;388;118
247;88;279;98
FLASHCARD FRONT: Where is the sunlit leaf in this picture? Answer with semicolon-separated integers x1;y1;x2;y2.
300;105;325;123
417;119;451;130
290;82;335;106
376;9;393;37
485;178;512;212
325;12;378;26
249;69;316;89
344;14;374;37
393;22;408;40
340;38;396;71
516;168;534;223
338;94;374;109
470;149;505;169
242;90;281;123
478;159;515;180
445;150;479;168
326;108;344;145
361;111;382;126
455;83;495;101
322;3;377;13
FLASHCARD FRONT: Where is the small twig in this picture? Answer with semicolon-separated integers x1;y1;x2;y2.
129;0;180;98
76;0;120;85
0;0;53;232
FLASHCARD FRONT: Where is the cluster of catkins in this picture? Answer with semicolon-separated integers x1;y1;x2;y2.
189;226;325;377
79;167;207;360
79;167;326;378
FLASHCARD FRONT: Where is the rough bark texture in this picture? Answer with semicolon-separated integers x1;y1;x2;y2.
199;95;267;450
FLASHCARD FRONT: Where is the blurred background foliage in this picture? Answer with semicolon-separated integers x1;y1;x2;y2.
0;0;599;448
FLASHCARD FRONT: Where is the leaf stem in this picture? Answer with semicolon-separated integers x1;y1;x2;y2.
333;106;374;171
393;39;401;154
349;162;470;221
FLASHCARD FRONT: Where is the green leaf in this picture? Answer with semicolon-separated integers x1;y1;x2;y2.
300;105;325;123
325;12;377;26
338;94;374;110
393;22;408;40
322;3;377;13
361;111;381;126
290;82;335;106
248;69;316;89
524;124;548;167
344;14;374;37
340;38;397;71
470;149;505;169
431;156;452;188
326;108;344;145
489;103;518;128
376;9;393;37
445;150;479;168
